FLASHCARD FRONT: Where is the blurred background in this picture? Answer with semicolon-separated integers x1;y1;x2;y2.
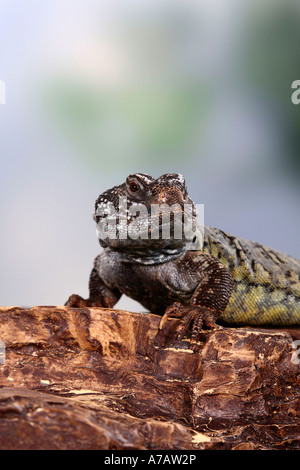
0;0;299;309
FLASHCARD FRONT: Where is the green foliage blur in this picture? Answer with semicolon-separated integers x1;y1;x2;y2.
42;0;300;178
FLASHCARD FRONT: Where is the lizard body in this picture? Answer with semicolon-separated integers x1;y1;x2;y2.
66;173;300;339
203;226;300;325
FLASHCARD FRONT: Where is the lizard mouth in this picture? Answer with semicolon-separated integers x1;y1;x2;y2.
93;173;203;256
95;205;198;253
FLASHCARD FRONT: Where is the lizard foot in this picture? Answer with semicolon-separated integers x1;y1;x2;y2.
159;302;220;342
65;294;115;308
65;294;91;308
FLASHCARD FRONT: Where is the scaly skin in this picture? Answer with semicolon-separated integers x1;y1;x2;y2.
203;227;300;326
65;173;300;340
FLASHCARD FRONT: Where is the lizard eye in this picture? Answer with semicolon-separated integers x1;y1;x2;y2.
128;181;140;193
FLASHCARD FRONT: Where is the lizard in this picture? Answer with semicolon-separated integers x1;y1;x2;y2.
65;173;300;341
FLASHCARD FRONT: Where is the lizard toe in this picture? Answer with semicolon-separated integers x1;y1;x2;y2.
159;302;186;330
65;294;90;308
159;303;220;343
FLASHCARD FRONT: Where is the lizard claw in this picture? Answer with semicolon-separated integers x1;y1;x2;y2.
159;302;183;329
159;302;220;342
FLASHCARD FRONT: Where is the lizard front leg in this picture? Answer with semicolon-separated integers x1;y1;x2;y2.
65;258;121;308
159;254;234;341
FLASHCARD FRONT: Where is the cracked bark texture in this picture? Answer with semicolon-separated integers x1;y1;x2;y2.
0;306;299;450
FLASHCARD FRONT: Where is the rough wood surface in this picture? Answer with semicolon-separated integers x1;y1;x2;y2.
0;305;299;450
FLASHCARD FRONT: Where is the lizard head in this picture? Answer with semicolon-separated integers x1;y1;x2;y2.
93;173;200;259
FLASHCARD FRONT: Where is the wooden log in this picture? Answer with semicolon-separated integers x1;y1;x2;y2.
0;306;299;449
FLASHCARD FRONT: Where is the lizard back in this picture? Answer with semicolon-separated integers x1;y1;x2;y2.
203;226;300;325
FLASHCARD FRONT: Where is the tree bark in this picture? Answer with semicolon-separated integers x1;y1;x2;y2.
0;306;299;449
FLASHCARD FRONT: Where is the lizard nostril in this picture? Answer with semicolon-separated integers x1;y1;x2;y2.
156;188;184;206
